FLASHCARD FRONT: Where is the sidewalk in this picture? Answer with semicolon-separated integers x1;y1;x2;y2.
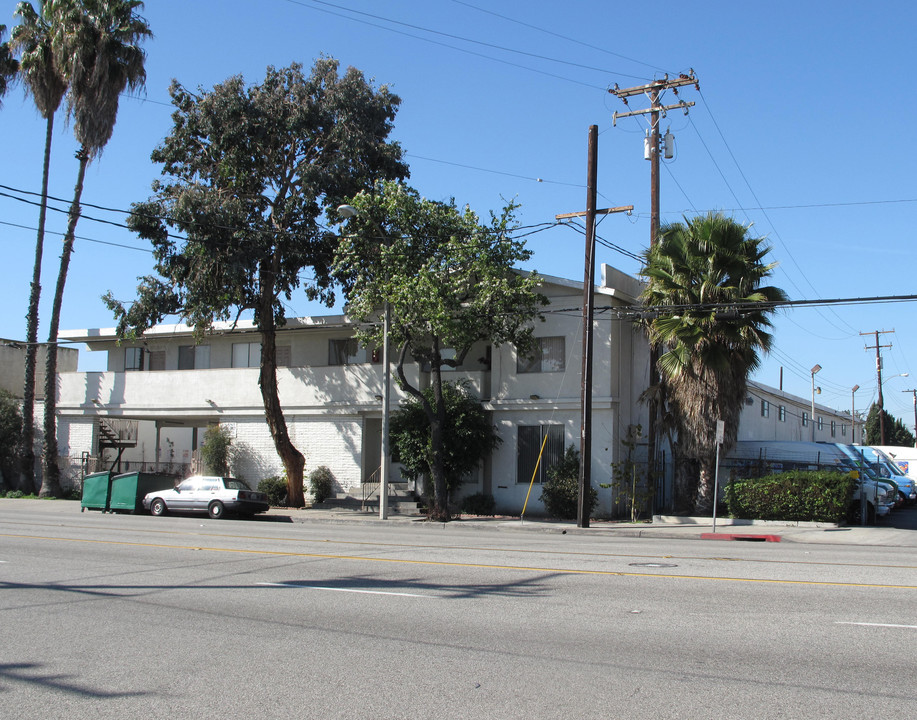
264;504;917;547
5;498;915;547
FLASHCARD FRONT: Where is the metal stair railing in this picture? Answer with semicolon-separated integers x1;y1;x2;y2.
361;466;382;511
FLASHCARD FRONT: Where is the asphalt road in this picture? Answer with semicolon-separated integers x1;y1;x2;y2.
2;501;916;719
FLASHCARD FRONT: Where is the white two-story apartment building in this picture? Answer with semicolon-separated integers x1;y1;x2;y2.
56;264;650;516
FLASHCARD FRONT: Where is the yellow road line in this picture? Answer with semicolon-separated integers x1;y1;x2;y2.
6;519;917;571
4;531;917;590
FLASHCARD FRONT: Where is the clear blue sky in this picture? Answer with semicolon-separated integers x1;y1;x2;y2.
2;0;916;425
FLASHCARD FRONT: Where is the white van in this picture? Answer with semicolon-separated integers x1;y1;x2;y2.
871;445;917;480
859;446;917;504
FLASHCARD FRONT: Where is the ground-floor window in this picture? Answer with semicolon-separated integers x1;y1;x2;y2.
516;424;565;484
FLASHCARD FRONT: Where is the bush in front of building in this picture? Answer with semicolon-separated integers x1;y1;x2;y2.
308;466;335;504
258;476;288;507
723;470;856;523
0;390;23;493
201;425;234;476
540;445;598;520
460;492;496;516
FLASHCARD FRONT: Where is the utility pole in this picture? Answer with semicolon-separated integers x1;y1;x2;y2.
861;329;894;444
555;126;632;528
902;389;917;448
609;71;698;505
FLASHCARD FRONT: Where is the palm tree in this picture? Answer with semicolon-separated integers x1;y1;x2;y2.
40;0;151;497
640;211;787;512
9;1;70;491
0;24;20;102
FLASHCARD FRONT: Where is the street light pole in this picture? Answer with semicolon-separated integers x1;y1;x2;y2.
851;384;859;444
338;204;390;520
810;364;821;442
380;299;390;519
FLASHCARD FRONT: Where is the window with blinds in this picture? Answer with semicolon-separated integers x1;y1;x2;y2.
517;337;565;374
517;424;565;484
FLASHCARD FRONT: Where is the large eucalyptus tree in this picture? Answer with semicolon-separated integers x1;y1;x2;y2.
9;1;69;490
41;0;151;497
640;212;786;512
104;60;408;508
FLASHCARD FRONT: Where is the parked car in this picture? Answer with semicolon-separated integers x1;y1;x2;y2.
143;476;270;519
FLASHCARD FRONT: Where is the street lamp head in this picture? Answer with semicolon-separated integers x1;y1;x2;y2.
811;364;822;375
337;204;358;219
852;384;859;393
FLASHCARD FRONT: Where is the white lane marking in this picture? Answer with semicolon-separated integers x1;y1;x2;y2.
835;622;917;629
257;581;433;598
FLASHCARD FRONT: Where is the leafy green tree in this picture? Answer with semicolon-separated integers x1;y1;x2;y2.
9;1;70;490
40;0;151;497
640;212;787;512
104;60;407;508
0;390;24;492
865;403;915;447
200;425;233;476
390;380;500;506
334;180;547;520
0;23;19;101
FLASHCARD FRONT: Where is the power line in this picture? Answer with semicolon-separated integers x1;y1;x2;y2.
281;0;620;90
448;0;674;76
0;220;152;253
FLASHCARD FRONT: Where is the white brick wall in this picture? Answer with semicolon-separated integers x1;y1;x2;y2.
59;418;96;458
225;415;364;495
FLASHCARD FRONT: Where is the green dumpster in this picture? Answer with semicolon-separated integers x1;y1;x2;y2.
81;471;114;512
109;472;175;514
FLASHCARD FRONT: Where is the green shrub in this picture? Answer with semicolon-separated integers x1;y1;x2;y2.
540;446;598;520
724;470;856;523
5;490;25;499
258;476;288;507
308;466;335;504
460;492;496;516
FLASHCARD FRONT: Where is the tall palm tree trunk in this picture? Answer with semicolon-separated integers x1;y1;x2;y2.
21;114;55;492
41;147;88;497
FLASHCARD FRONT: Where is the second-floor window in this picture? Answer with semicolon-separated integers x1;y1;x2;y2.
778;405;786;422
329;338;370;365
802;411;809;427
234;342;290;367
517;337;565;374
233;342;260;368
124;347;143;371
147;350;165;371
761;400;769;418
178;345;210;370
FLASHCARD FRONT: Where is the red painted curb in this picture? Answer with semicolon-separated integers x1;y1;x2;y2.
701;532;782;542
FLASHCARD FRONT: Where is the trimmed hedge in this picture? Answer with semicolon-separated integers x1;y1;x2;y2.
724;470;856;523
